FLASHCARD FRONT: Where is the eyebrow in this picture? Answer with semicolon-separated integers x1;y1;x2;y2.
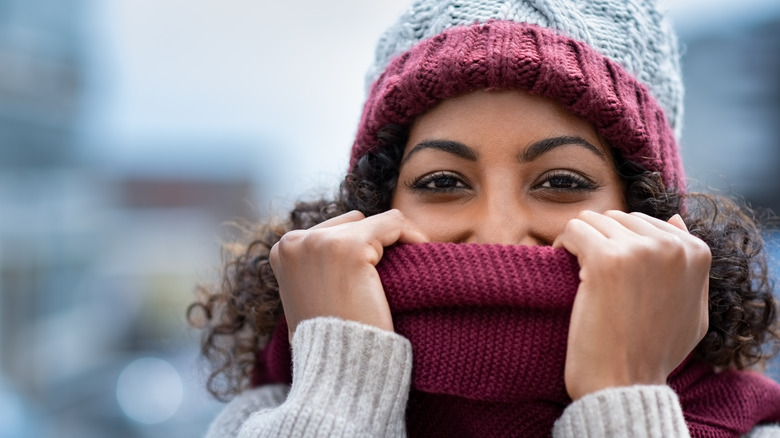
519;136;605;162
401;139;478;165
400;135;605;165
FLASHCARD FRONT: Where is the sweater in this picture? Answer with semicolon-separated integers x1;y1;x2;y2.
205;318;780;437
205;243;780;437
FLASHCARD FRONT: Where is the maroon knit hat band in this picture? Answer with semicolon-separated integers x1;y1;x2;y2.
351;20;685;192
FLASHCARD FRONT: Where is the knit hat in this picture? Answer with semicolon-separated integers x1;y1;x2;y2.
350;0;686;191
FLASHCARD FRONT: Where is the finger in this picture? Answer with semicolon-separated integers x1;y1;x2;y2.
605;210;675;238
572;210;637;240
668;213;689;232
552;217;608;258
309;210;365;230
628;212;691;237
354;209;429;250
397;215;430;244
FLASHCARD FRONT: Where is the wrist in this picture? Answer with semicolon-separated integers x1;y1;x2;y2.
566;364;666;400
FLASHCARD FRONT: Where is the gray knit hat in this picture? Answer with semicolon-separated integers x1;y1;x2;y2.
366;0;684;140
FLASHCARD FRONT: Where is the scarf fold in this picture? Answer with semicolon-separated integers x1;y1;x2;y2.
252;243;780;437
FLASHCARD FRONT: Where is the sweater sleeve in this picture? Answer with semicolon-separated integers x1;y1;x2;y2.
205;384;290;438
552;385;690;438
204;319;778;438
205;317;413;438
552;385;780;438
743;425;780;437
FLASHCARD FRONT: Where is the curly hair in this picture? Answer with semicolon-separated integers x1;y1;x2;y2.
188;124;779;401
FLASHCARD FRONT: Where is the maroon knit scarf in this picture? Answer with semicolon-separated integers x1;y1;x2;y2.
252;243;780;437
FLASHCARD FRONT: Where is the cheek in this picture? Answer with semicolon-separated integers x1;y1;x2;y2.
525;206;581;245
594;183;629;212
390;193;460;241
527;189;628;244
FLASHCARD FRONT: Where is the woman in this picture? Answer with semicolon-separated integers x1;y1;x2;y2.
190;1;780;436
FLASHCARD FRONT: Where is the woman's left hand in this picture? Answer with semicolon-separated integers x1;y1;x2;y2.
553;210;711;401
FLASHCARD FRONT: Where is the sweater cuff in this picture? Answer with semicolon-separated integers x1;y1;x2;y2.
284;317;412;436
553;385;690;438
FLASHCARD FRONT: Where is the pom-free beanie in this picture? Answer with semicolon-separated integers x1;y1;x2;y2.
351;1;686;191
365;0;684;139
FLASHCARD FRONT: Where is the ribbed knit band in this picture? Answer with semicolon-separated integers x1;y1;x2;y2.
351;20;685;192
366;0;684;140
206;384;289;437
265;318;412;437
552;385;690;438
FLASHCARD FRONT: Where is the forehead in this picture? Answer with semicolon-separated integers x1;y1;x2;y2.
406;89;611;157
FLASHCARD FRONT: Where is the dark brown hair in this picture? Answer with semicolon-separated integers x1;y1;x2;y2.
188;124;779;401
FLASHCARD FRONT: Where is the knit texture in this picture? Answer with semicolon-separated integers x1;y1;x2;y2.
366;0;683;139
253;243;780;437
351;21;685;191
236;320;412;437
553;385;690;437
205;384;289;438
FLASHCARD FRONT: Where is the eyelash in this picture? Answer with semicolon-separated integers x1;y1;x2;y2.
535;170;598;191
407;171;469;192
407;170;597;193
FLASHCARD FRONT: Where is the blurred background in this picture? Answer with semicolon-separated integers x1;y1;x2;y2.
0;0;778;437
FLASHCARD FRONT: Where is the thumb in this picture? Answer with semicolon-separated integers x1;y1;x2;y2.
667;213;688;232
398;217;430;244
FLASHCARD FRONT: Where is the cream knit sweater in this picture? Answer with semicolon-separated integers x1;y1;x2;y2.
204;317;780;438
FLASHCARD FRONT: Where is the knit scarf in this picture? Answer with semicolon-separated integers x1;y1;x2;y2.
252;243;780;437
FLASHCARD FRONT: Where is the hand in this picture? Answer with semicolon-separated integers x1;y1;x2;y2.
553;210;711;400
269;209;429;340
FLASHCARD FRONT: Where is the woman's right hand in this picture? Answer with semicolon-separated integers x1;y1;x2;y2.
269;209;429;340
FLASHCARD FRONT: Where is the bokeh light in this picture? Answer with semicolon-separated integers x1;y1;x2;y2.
116;358;183;425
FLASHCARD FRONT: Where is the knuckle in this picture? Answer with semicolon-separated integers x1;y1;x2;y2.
269;243;281;267
624;237;656;259
383;208;404;222
564;217;584;234
576;210;594;221
301;230;327;252
658;232;683;248
597;246;624;266
277;230;304;251
675;234;712;267
645;234;685;261
691;239;712;261
271;231;305;268
303;230;354;256
346;210;366;221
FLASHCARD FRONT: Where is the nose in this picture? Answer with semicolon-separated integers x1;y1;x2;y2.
461;200;542;246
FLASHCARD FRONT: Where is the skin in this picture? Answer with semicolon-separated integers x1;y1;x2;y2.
270;89;711;402
392;89;627;245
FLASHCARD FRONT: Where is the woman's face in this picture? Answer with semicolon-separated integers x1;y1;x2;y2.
391;90;628;246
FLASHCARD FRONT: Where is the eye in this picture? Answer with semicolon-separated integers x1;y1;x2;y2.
408;171;469;192
536;171;597;191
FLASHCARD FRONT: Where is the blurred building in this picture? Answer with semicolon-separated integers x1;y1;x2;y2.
0;0;86;398
0;0;81;169
682;15;780;214
0;1;88;435
0;1;243;436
